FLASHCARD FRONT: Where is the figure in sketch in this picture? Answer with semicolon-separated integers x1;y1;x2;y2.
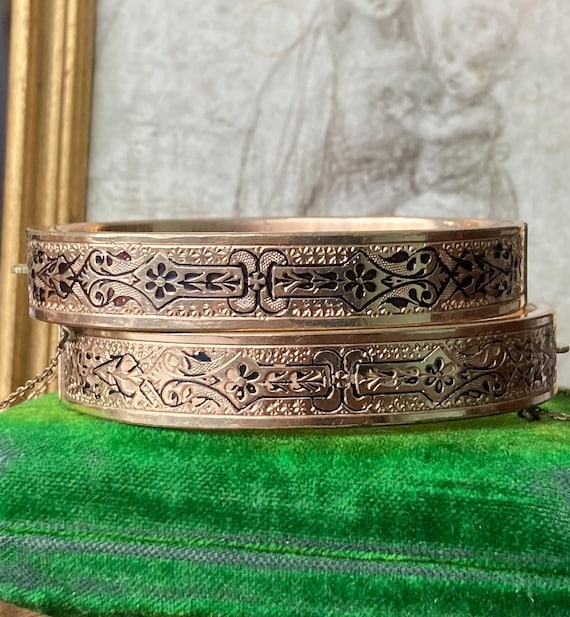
236;1;518;220
385;6;518;219
235;0;426;217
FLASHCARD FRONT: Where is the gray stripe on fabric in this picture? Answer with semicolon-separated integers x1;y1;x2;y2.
0;533;568;590
527;469;570;539
0;561;57;590
0;436;20;475
0;520;566;573
555;470;570;506
0;548;373;617
63;575;354;617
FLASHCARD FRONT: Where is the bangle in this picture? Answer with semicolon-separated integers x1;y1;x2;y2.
28;217;525;330
59;304;556;429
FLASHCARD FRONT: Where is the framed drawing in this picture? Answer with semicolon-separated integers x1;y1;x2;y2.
0;0;568;398
87;0;570;384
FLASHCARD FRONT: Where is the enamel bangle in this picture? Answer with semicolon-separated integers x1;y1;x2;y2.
28;217;526;330
59;304;556;429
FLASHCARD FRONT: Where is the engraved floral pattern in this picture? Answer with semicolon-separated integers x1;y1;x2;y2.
424;356;455;394
343;263;377;300
61;321;555;419
247;271;266;291
29;234;524;325
145;263;178;300
225;363;260;402
182;271;242;293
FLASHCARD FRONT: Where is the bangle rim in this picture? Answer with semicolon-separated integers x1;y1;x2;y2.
58;304;556;430
62;390;556;430
28;216;525;244
28;217;526;331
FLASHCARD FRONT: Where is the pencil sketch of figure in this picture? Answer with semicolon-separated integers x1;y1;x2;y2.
387;5;518;219
235;0;427;217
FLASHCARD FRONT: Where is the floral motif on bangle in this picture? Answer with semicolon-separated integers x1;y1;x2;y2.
225;363;260;403
424;356;455;394
343;263;377;300
248;271;266;291
331;369;351;390
145;263;178;300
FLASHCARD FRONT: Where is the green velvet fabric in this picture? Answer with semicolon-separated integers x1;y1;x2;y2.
0;393;569;617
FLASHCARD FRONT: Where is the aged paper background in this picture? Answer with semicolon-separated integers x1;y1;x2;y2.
88;0;570;384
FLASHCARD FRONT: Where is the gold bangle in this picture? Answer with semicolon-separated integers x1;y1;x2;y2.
28;217;525;330
59;304;556;429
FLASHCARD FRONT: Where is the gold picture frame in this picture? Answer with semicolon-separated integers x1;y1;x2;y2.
0;0;95;398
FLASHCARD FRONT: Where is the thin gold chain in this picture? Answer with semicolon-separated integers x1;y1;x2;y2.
519;404;570;422
546;411;570;421
0;328;71;411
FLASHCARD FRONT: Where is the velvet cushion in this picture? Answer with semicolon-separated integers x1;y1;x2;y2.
0;393;569;617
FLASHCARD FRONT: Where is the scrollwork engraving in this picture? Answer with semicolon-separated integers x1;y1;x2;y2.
29;234;524;325
62;321;555;418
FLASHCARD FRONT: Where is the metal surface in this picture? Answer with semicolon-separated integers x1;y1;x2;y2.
0;328;70;410
0;0;95;399
28;217;526;330
59;304;556;429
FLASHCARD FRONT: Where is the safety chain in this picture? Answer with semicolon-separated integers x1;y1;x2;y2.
0;328;71;411
520;345;570;421
518;406;570;422
0;328;568;418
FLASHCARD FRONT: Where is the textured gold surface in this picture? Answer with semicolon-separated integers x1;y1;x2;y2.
28;217;526;330
0;0;95;398
60;304;556;429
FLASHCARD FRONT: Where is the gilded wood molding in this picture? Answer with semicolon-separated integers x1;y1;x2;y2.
0;0;95;397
